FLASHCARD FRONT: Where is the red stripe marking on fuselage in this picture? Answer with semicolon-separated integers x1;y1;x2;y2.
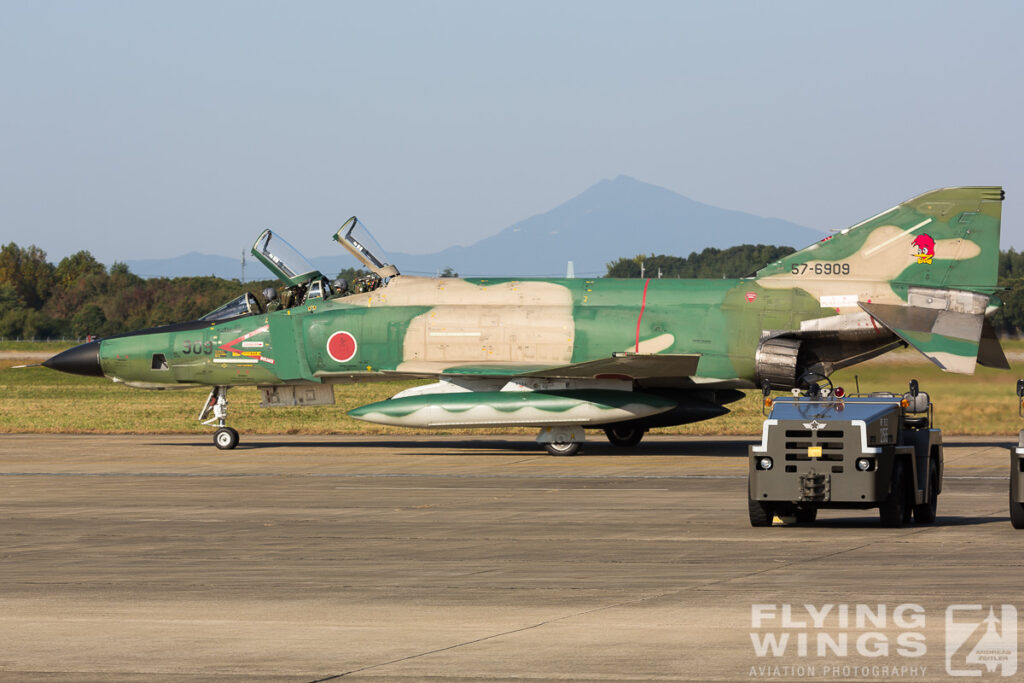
219;324;269;355
636;279;651;353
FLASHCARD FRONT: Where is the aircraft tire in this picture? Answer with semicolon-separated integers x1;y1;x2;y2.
214;427;239;450
748;497;774;527
545;441;581;456
1011;486;1024;529
604;426;645;448
879;460;908;527
913;460;938;524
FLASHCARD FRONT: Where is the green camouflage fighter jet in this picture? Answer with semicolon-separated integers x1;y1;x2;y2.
43;186;1008;454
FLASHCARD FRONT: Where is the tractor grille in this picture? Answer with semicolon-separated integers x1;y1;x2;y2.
784;428;846;461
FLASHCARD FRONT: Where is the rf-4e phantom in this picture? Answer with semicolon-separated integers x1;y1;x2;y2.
43;187;1008;454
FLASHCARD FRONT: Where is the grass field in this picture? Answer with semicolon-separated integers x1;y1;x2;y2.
2;345;1022;436
0;340;82;352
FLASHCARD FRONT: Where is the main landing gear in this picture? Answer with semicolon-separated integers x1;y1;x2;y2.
535;425;649;455
536;426;584;456
603;426;646;448
199;386;239;450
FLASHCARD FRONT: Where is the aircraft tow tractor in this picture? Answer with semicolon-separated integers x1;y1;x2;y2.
748;379;942;528
1010;380;1024;529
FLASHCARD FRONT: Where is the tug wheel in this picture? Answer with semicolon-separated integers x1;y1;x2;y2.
913;460;939;524
879;460;909;527
214;427;239;450
748;497;774;527
1010;486;1024;530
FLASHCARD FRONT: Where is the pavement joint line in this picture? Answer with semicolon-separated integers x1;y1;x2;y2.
307;589;680;682
310;524;950;682
506;457;546;465
325;519;964;679
688;526;932;591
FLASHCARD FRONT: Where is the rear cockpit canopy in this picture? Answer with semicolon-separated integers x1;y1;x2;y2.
334;217;399;278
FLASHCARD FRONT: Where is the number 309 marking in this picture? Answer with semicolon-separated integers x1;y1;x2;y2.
181;340;214;355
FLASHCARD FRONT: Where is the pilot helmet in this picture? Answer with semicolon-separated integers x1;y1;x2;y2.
262;287;278;301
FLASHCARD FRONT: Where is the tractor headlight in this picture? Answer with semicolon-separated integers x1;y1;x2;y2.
759;457;774;471
856;457;873;472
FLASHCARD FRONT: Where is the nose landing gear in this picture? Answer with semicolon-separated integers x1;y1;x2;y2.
199;386;239;449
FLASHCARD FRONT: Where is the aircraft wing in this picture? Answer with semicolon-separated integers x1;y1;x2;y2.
384;353;702;381
517;353;702;380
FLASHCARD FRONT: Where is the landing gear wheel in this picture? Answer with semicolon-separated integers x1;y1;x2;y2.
1010;486;1024;529
879;460;908;527
604;426;645;448
794;507;818;524
214;427;239;450
748;497;774;527
913;460;938;524
545;441;582;456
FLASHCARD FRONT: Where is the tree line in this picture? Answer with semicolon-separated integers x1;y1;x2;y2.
4;241;1024;339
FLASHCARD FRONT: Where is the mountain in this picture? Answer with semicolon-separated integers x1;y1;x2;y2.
126;251;244;280
126;176;824;279
383;176;823;277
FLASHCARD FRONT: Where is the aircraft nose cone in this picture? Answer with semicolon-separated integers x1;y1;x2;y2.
42;340;104;377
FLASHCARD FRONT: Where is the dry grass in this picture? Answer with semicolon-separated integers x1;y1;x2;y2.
2;345;1022;436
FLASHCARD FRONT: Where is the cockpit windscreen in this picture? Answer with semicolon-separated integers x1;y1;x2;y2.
200;292;264;322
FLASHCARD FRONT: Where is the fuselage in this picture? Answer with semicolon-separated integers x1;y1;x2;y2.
81;275;836;389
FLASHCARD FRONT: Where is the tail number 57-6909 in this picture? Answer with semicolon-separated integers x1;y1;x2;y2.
791;263;850;275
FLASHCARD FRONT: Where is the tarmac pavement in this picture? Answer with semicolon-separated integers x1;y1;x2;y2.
0;434;1019;681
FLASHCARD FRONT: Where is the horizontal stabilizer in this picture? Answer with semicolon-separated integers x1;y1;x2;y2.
859;301;985;374
519;353;702;380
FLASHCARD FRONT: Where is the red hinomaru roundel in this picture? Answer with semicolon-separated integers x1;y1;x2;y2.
326;331;358;363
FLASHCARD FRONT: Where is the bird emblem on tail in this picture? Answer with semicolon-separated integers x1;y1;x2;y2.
912;233;935;264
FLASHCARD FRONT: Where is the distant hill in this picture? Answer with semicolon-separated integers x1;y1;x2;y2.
125;251;244;279
126;176;824;279
386;176;823;277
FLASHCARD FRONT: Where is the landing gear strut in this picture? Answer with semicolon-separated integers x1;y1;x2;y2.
199;386;239;450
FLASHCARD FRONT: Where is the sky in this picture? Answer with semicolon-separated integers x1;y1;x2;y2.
1;0;1021;265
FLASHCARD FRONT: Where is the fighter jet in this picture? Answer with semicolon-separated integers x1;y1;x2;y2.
42;186;1008;453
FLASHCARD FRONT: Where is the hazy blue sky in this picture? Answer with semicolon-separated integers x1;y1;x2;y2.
1;0;1021;265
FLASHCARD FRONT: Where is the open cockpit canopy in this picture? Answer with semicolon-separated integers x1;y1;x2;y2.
334;217;399;278
251;229;323;286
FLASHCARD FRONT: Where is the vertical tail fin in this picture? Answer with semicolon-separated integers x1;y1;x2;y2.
755;187;1004;374
756;186;1003;294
